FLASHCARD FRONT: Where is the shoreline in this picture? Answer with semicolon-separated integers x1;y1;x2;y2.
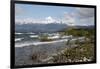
15;37;85;65
15;37;85;47
15;39;68;47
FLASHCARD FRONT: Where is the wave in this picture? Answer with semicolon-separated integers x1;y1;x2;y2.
15;38;24;42
29;35;38;38
15;39;68;47
15;37;85;47
27;32;35;34
48;35;60;39
15;33;23;35
15;32;35;35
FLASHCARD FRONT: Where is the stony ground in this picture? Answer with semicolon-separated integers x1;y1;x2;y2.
15;41;69;66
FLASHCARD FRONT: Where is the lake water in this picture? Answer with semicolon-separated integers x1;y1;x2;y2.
15;32;70;47
15;32;84;65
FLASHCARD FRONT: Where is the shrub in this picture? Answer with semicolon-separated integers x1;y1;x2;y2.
51;42;94;63
39;34;53;42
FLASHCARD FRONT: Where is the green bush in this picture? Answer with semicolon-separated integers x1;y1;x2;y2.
59;28;94;38
51;42;94;63
39;34;53;42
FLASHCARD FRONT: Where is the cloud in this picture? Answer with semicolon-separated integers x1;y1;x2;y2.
78;17;94;25
15;5;27;15
15;6;94;26
62;12;76;26
75;8;94;25
76;8;94;18
45;16;56;23
15;16;61;24
63;8;94;26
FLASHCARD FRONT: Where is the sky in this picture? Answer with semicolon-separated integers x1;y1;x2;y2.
15;3;95;26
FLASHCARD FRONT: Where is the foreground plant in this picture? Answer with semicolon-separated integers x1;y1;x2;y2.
50;40;94;63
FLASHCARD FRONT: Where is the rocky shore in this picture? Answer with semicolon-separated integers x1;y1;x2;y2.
15;40;69;66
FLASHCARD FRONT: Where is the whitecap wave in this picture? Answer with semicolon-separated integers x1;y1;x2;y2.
23;32;35;34
30;35;38;38
15;38;23;42
48;35;60;39
15;39;68;47
27;32;35;34
15;32;35;35
15;37;85;47
15;33;23;35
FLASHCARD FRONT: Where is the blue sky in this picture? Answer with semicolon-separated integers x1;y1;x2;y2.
15;3;94;26
15;4;76;19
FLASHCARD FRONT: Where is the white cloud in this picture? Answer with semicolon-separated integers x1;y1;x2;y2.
76;8;94;18
15;13;76;26
62;8;94;26
75;8;94;25
15;7;94;26
78;17;94;25
45;16;56;23
62;12;76;26
15;16;61;24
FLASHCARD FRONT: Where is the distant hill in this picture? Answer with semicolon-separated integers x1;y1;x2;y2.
15;23;68;33
74;25;94;29
15;22;94;33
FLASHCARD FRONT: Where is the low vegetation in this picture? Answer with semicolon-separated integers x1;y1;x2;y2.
49;28;95;63
31;51;48;63
31;28;95;63
39;34;53;42
59;27;94;37
50;41;94;63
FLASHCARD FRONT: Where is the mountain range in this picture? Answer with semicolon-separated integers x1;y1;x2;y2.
15;23;68;33
15;22;94;33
